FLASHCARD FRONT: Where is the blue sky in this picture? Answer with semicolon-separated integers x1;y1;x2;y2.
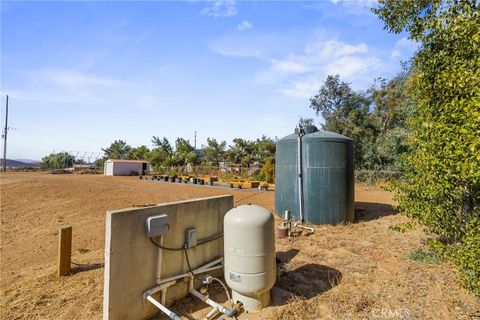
1;0;416;161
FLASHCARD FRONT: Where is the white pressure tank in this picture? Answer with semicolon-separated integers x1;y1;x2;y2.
224;204;276;312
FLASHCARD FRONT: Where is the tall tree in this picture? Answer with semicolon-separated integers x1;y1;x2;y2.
151;136;173;156
102;140;131;160
298;117;318;130
150;136;173;169
173;138;199;166
309;75;376;169
202;138;226;166
41;152;75;169
254;135;276;164
226;138;255;167
127;145;151;160
367;70;414;171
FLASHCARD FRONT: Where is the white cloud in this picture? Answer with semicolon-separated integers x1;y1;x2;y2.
390;37;418;60
271;59;308;73
255;39;382;98
9;68;160;109
207;33;285;58
330;0;377;7
209;30;414;100
280;76;323;99
201;0;237;18
390;49;401;59
237;20;252;31
209;42;263;57
326;0;377;15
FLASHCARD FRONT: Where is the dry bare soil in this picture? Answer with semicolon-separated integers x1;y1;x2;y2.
1;172;479;319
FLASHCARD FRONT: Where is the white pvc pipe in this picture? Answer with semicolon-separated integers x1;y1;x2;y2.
190;286;231;315
295;223;314;233
189;278;236;317
145;258;223;298
155;257;223;286
143;280;176;299
204;308;219;320
145;295;181;320
196;257;224;271
155;237;164;284
146;251;225;319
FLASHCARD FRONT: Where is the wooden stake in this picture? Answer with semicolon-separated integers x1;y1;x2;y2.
58;225;72;276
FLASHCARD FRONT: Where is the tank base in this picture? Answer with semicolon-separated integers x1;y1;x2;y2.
232;290;270;312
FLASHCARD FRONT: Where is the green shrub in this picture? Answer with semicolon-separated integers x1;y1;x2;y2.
453;221;480;295
409;249;443;264
375;1;480;294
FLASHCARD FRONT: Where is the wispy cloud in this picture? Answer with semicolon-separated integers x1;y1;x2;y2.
237;20;252;31
201;0;237;18
208;31;302;58
390;37;418;59
210;31;400;99
207;7;420;100
9;68;160;109
301;0;377;16
266;40;381;98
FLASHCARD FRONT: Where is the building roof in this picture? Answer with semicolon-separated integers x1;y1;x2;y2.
106;159;150;163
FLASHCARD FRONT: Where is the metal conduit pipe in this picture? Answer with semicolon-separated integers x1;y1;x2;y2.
294;222;314;233
297;125;305;223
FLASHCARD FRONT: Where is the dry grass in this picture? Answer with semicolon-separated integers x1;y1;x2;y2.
1;172;479;319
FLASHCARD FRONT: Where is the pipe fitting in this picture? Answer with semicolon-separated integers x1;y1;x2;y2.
224;307;237;317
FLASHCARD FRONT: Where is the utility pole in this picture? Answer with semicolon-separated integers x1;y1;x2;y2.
2;95;9;172
194;131;197;149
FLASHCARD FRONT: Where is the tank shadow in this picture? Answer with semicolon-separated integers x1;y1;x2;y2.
276;249;300;264
354;201;396;222
277;263;342;299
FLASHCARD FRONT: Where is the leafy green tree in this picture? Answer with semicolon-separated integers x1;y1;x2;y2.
298;117;318;130
173;138;199;166
254;135;276;164
41;152;75;169
226;138;255;167
74;158;86;165
151;136;173;156
94;157;105;169
127;145;151;160
309;75;376;169
102;140;131;160
309;72;413;171
149;136;173;169
367;71;414;171
374;0;479;293
202;138;226;166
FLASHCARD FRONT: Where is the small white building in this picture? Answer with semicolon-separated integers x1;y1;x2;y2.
104;159;151;176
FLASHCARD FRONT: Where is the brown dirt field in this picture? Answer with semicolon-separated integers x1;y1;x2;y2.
1;172;479;319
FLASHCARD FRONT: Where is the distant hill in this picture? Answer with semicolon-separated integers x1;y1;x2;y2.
15;159;41;164
0;159;41;168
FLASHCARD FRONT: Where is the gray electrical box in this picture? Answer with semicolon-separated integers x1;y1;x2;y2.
146;214;169;237
185;228;197;248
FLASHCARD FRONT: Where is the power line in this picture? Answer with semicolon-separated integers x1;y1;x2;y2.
2;95;9;172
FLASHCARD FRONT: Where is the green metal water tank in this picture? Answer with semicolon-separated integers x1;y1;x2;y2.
275;127;354;225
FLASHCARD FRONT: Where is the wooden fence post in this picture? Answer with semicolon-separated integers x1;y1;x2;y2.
58;225;72;276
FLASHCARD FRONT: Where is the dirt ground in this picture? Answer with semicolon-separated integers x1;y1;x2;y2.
1;172;479;319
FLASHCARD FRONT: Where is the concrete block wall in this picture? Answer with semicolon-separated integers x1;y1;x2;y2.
103;195;233;320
